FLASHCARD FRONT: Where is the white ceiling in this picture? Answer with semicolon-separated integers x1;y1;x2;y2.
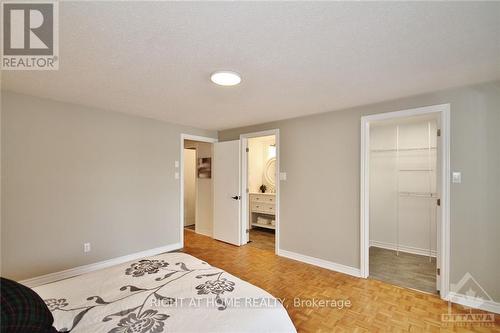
2;1;500;131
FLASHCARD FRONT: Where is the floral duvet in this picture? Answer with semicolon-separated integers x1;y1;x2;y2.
33;252;296;333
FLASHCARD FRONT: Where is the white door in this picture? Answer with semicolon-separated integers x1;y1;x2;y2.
213;140;241;246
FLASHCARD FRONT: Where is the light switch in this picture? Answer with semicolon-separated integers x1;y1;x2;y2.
452;172;461;184
280;172;287;181
174;172;179;179
175;160;179;168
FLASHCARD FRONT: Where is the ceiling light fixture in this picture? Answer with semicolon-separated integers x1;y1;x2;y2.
211;71;241;86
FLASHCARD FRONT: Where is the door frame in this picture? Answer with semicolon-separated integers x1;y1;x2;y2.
360;104;451;300
240;129;280;254
180;134;218;248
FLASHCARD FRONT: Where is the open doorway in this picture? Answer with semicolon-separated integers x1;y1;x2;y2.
241;130;280;253
183;147;197;232
360;104;451;298
180;135;217;247
368;114;439;293
182;131;279;251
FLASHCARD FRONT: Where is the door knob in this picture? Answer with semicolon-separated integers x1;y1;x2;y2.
231;195;241;200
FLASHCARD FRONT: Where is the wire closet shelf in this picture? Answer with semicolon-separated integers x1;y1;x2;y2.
370;121;437;261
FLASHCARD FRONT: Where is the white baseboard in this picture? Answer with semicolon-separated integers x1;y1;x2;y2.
370;240;436;258
195;228;213;238
278;249;361;278
447;292;500;314
20;242;182;288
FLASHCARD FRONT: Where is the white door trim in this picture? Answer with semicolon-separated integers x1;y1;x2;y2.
360;104;451;300
180;134;218;248
240;129;280;254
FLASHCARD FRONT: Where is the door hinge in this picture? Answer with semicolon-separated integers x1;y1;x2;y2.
437;268;440;276
437;129;441;137
246;188;249;193
246;147;249;152
246;229;249;233
437;198;441;206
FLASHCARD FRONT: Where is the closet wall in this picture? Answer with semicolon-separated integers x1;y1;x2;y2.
369;117;438;256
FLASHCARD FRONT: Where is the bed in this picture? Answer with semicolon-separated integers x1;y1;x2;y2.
33;252;296;333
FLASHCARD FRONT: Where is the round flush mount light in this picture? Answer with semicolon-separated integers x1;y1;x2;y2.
210;71;241;86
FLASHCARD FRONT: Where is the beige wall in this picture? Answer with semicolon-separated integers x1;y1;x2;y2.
219;81;500;301
0;91;216;280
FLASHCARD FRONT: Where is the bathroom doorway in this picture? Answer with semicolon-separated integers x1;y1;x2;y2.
240;130;280;253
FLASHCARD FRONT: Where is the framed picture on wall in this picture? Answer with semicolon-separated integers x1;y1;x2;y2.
197;157;212;178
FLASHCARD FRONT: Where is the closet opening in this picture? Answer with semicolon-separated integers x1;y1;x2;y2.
180;135;217;247
183;145;197;232
240;131;279;253
361;104;451;298
367;114;440;294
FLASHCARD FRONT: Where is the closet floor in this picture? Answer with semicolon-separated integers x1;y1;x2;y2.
369;246;437;294
247;227;275;252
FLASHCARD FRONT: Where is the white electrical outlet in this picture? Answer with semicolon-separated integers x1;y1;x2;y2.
84;242;91;253
280;172;287;181
175;160;179;168
174;172;179;179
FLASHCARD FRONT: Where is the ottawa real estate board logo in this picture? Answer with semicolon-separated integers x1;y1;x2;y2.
442;273;495;327
1;1;59;70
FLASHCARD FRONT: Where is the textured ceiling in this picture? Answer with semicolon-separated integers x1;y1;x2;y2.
2;2;500;130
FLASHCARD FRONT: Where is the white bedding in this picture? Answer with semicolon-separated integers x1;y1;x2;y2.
34;252;296;333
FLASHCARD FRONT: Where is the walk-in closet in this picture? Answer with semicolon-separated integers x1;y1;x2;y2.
369;114;439;294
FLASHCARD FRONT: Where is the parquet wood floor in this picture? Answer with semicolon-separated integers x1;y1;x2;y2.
182;231;499;333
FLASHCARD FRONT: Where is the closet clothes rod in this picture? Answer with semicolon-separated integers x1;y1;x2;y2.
398;191;438;198
370;147;437;153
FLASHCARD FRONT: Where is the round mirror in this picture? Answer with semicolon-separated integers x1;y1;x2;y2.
264;158;276;188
